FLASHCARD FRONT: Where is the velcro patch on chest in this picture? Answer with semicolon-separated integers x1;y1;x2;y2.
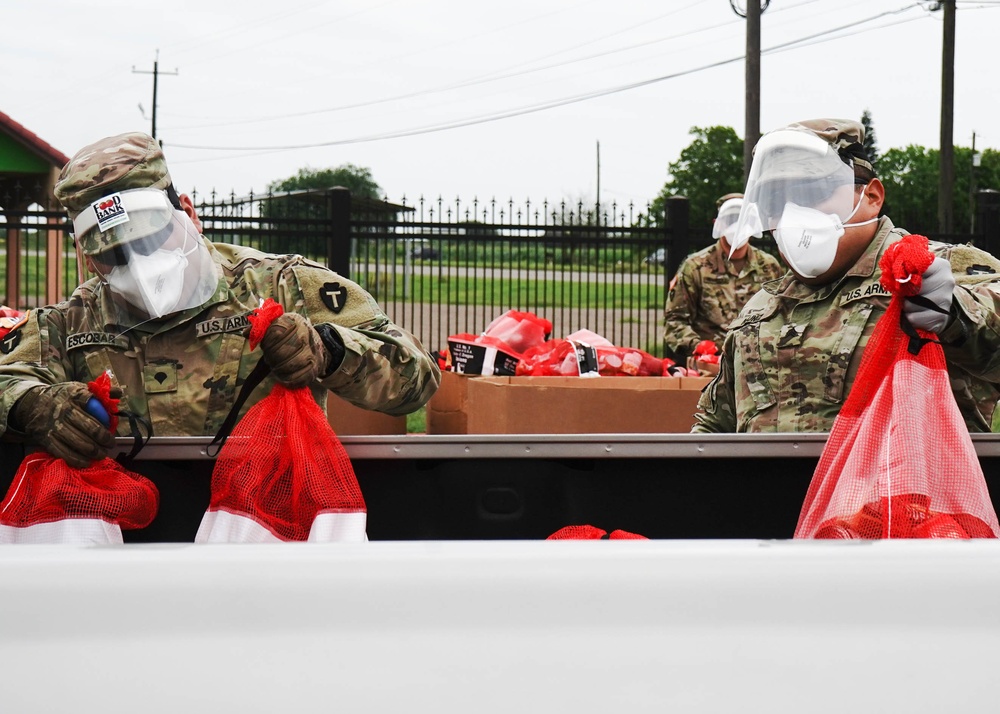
195;313;252;338
66;332;130;351
144;361;178;394
838;281;891;307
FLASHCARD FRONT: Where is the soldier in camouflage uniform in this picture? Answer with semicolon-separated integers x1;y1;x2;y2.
0;132;440;467
663;194;785;362
693;118;1000;433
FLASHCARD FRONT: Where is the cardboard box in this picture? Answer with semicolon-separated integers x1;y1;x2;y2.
327;393;407;435
687;357;721;377
427;371;713;435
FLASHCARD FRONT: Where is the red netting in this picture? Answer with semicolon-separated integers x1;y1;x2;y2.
205;385;366;540
795;235;999;539
0;454;159;531
88;370;120;433
203;298;366;541
547;525;648;540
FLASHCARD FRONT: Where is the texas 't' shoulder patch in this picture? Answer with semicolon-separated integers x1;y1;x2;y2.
320;282;348;313
0;326;22;355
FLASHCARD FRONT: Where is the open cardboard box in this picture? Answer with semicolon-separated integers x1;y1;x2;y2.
427;371;713;435
687;356;721;377
327;392;407;435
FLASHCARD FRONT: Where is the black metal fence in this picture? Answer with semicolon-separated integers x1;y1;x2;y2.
181;188;695;356
4;184;1000;359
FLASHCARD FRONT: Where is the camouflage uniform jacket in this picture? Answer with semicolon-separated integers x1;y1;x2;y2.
663;241;785;358
0;242;440;437
693;216;1000;433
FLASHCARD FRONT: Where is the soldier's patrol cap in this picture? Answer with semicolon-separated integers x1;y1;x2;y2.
752;118;875;180
715;192;743;209
54;132;184;256
54;132;176;220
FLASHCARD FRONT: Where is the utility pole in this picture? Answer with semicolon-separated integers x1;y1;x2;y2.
731;0;770;182
132;50;178;141
936;0;956;233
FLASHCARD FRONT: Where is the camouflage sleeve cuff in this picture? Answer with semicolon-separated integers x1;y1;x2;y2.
0;380;47;438
938;303;967;347
315;323;347;376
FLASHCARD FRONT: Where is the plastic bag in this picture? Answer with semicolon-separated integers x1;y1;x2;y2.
795;235;1000;539
196;299;367;543
516;339;670;377
482;310;552;354
0;372;159;544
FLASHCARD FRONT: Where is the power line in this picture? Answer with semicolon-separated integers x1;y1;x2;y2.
166;0;832;132
164;12;743;131
167;4;929;156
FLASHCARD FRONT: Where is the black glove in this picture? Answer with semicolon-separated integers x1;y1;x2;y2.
13;383;117;468
259;312;330;388
904;256;955;334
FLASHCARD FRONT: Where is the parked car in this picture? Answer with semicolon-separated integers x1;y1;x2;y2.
410;240;440;260
643;247;665;266
411;245;440;260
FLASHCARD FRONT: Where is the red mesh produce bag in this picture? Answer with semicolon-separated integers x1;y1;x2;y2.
547;525;648;540
0;372;159;544
517;339;669;377
196;299;367;543
795;235;999;539
482;310;552;354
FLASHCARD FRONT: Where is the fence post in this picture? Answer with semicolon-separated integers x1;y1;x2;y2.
665;196;690;281
977;189;1000;259
327;188;352;278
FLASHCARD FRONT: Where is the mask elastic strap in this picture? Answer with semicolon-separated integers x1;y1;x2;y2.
842;182;878;228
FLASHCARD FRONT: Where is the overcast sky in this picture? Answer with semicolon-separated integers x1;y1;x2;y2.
4;0;998;210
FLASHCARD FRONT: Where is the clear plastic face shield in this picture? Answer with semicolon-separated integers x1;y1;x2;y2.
73;188;219;319
729;129;875;278
712;197;743;243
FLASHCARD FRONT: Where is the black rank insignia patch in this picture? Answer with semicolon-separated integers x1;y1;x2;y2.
320;282;348;313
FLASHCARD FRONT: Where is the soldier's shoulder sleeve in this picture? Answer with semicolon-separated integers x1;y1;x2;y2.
928;242;1000;379
285;263;384;328
934;242;1000;286
261;258;439;414
0;306;74;434
692;337;737;433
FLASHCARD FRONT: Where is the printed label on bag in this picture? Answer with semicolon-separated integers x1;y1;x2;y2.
572;341;599;375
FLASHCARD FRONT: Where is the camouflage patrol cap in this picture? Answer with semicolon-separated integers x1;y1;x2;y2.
54;132;173;220
716;192;743;208
760;118;875;176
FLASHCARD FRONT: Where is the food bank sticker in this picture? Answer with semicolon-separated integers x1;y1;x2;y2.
92;193;130;232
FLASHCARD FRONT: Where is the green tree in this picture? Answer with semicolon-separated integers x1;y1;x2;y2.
861;109;879;165
648;126;744;233
879;144;1000;235
268;163;382;199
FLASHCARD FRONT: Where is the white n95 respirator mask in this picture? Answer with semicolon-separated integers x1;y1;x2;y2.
772;203;845;278
105;241;197;318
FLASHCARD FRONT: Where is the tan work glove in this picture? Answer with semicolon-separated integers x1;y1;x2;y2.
259;312;330;388
13;382;118;468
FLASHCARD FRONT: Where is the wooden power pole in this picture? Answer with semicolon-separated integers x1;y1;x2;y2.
132;50;178;141
938;0;956;233
732;1;769;182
